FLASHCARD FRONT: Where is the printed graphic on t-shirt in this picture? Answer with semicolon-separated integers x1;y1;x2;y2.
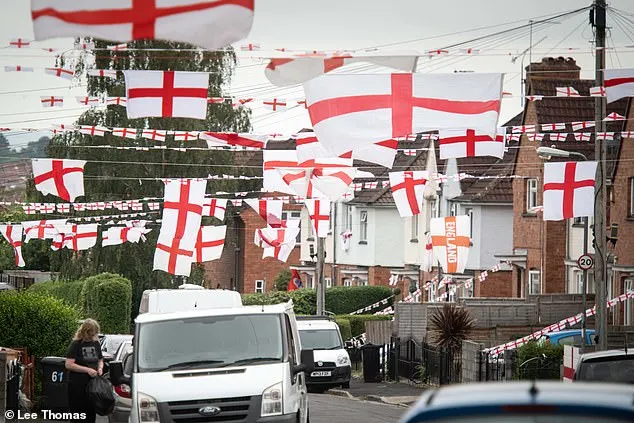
81;345;99;362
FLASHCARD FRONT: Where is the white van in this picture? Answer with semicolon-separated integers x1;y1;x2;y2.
111;299;310;423
138;286;242;314
296;317;351;392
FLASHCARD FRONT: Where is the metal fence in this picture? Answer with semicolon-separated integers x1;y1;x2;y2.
388;337;460;386
479;350;562;381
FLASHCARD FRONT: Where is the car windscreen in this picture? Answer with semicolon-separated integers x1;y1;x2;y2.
137;314;284;372
576;356;634;383
299;329;343;350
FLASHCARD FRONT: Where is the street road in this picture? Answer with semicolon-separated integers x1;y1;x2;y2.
309;393;406;423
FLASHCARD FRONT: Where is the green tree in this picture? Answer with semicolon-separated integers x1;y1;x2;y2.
16;136;51;159
34;38;255;320
274;269;292;291
0;133;14;163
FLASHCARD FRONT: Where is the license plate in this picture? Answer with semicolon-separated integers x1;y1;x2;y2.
311;371;331;377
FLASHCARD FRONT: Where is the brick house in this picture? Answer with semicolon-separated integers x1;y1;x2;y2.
498;57;630;305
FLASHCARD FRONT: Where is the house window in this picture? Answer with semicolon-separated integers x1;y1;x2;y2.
573;216;584;226
449;202;458;216
625;280;633;326
343;278;352;287
345;205;353;231
306;213;314;240
429;282;437;302
571;270;583;294
411;215;419;242
356;278;368;286
325;277;332;288
329;208;333;233
526;178;538;212
528;270;540;295
282;211;301;242
359;210;368;242
630;178;634;217
255;280;264;293
465;207;473;237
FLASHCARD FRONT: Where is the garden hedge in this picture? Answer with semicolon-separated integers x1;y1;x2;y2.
513;341;564;380
93;279;132;334
29;280;85;311
335;318;352;341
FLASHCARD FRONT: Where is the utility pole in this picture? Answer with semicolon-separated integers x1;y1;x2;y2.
593;0;608;351
316;236;326;315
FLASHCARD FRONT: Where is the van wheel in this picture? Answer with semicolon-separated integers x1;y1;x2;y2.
342;382;350;389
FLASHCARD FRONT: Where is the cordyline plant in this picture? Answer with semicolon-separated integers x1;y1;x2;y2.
429;303;476;351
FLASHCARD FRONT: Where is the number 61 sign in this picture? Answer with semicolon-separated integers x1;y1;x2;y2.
577;254;594;271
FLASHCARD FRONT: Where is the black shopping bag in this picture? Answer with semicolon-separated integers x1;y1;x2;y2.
86;376;115;416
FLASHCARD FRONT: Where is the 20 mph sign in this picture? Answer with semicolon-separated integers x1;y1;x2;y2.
577;254;594;271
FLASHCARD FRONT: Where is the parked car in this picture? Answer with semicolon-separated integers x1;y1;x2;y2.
100;334;133;360
538;329;596;346
574;349;634;384
109;349;133;423
399;381;634;422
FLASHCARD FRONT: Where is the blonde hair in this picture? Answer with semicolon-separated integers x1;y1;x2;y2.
74;319;100;342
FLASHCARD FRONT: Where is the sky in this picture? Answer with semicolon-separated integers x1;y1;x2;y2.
2;0;634;151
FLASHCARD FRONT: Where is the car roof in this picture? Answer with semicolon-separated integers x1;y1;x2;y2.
297;320;338;330
135;302;293;323
402;381;634;422
579;349;634;361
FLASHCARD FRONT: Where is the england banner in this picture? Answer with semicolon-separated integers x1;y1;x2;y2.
604;68;634;103
265;54;418;86
543;161;597;221
124;70;209;119
153;179;206;276
31;0;255;50
195;225;226;262
32;159;86;202
304;72;503;155
439;129;505;160
430;216;471;274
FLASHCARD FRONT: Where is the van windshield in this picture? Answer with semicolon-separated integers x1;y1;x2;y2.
137;314;284;372
299;329;343;350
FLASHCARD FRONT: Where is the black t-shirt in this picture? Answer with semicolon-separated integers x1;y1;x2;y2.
66;340;103;383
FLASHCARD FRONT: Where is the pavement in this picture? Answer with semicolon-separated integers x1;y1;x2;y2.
326;375;426;408
310;392;405;423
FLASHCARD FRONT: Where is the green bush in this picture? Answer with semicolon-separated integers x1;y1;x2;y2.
335;318;352;341
325;286;393;314
341;314;393;338
242;289;316;315
81;273;128;316
29;280;85;310
274;269;292;291
514;341;564;380
93;279;132;334
0;291;80;358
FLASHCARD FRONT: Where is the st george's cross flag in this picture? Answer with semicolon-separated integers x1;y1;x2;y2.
31;0;255;51
22;219;67;242
0;225;26;267
32;159;86;202
543;161;597;221
430;216;471;274
194;225;226;262
124;70;209;119
51;224;99;251
202;197;228;220
200;132;268;149
303;72;503;156
304;198;330;238
265;53;418;86
389;171;429;217
439;128;505;160
604;68;634;103
102;226;151;246
245;198;284;228
254;226;300;262
153;179;206;276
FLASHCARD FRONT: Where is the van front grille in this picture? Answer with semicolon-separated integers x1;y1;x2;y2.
161;396;255;423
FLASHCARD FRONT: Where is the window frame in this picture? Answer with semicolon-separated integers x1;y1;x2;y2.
325;277;332;288
282;210;301;242
345;205;353;231
526;178;538;212
359;210;368;243
528;270;540;295
343;278;352;287
255;279;265;293
411;215;419;242
630;178;634;217
465;207;473;237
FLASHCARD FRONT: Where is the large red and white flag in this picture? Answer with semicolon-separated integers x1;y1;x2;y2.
202;198;227;220
439;128;505;160
604;68;634;103
124;70;209;119
304;199;330;238
0;225;25;267
389;171;429;217
254;226;300;262
543;161;597;221
265;54;419;86
304;72;503;155
200;132;267;149
245;199;284;228
430;216;471;274
32;159;86;202
353;140;399;168
31;0;255;50
102;226;151;247
51;224;99;251
194;225;226;262
153;179;206;276
22;219;67;242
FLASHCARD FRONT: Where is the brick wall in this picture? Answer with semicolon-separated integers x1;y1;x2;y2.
612;118;634;277
544;221;567;293
241;207;301;293
476;271;513;297
369;266;391;286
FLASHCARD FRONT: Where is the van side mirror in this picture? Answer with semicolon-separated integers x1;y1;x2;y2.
300;350;314;371
109;361;130;386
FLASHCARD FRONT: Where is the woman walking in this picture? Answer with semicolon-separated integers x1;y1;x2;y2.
65;319;103;423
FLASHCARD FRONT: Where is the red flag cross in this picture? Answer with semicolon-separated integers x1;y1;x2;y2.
205;199;226;217
308;74;499;138
32;0;254;39
309;199;329;235
33;160;84;201
263;98;286;111
127;71;208;117
441;129;496;157
10;39;29;48
155;181;203;274
46;67;73;78
69;225;98;250
195;230;224;262
255;200;281;227
543;162;595;219
5;226;22;266
391;171;427;215
431;216;471;274
42;97;63;106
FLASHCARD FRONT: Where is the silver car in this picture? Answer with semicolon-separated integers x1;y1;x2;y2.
108;342;133;423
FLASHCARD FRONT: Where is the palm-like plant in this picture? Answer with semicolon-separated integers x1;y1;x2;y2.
428;303;476;351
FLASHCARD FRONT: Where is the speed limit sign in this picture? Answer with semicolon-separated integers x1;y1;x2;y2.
577;254;594;271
